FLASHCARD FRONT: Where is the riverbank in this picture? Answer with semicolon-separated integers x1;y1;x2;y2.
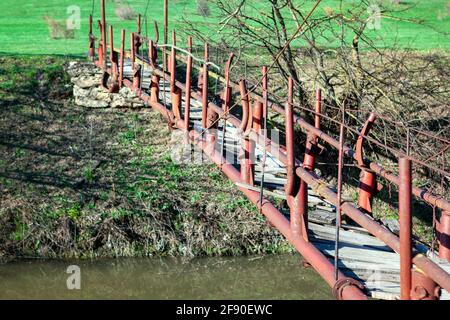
0;55;292;261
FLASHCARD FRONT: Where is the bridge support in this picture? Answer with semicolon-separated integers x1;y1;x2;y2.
285;78;308;242
239;79;254;185
88;15;95;60
184;36;193;132
119;29;125;89
170;31;182;119
399;157;412;300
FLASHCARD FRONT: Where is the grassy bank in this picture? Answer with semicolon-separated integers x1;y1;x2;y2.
0;55;291;260
0;0;448;56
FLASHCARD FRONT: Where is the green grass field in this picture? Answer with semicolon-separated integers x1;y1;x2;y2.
0;0;448;55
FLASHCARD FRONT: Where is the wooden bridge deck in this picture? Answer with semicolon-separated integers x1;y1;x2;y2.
119;59;450;300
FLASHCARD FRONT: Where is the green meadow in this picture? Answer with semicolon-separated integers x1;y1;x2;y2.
0;0;448;56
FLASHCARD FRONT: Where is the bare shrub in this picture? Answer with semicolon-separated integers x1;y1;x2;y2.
197;0;210;17
115;4;137;20
43;16;74;39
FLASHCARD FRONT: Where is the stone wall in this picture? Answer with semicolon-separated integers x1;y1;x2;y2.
66;61;144;108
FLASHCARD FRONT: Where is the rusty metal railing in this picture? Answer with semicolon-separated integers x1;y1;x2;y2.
87;0;450;300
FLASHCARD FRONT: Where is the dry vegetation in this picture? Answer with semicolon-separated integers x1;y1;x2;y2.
0;56;291;261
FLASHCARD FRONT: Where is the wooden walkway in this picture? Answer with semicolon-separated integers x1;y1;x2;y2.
120;59;450;300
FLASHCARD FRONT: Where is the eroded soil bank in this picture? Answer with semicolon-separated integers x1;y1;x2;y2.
0;56;291;261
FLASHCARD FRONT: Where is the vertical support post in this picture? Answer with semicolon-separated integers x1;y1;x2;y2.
303;89;321;171
88;15;95;60
285;78;308;242
439;211;450;262
163;0;168;68
131;33;135;67
137;14;141;35
170;30;181;119
399;157;412;300
201;43;209;129
109;25;119;92
149;39;160;104
100;0;107;70
239;80;253;185
184;36;193;131
253;102;263;134
97;20;104;64
119;29;125;88
130;32;141;91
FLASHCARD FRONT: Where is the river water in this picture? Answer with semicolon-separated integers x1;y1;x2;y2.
0;254;332;299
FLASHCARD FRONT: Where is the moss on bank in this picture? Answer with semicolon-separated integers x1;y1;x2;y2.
0;56;292;260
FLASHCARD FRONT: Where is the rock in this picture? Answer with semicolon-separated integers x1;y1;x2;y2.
382;218;400;235
67;60;146;108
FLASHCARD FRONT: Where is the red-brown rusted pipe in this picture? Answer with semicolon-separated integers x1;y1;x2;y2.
97;21;103;64
163;0;168;66
149;40;156;67
439;211;450;262
303;89;321;171
239;79;250;133
88;15;95;60
356;113;378;214
119;29;125;89
137;14;141;34
285;78;296;197
108;25;119;92
285;77;306;241
130;32;135;68
100;0;107;69
184;36;193;131
170;31;181;119
201;43;209;129
315;88;321;129
253;101;263;134
399;157;412;300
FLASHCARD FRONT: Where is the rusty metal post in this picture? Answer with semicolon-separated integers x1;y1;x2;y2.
97;21;103;64
137;13;141;35
100;0;107;70
108;25;119;92
88;15;95;60
184;36;193;131
149;39;160;104
284;78;308;242
163;0;168;68
303;89;321;171
201;43;209;129
356;113;378;214
439;211;450;262
399;157;412;300
119;29;125;89
170;30;182;119
285;78;300;238
130;32;140;91
253;101;263;134
239;79;253;185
